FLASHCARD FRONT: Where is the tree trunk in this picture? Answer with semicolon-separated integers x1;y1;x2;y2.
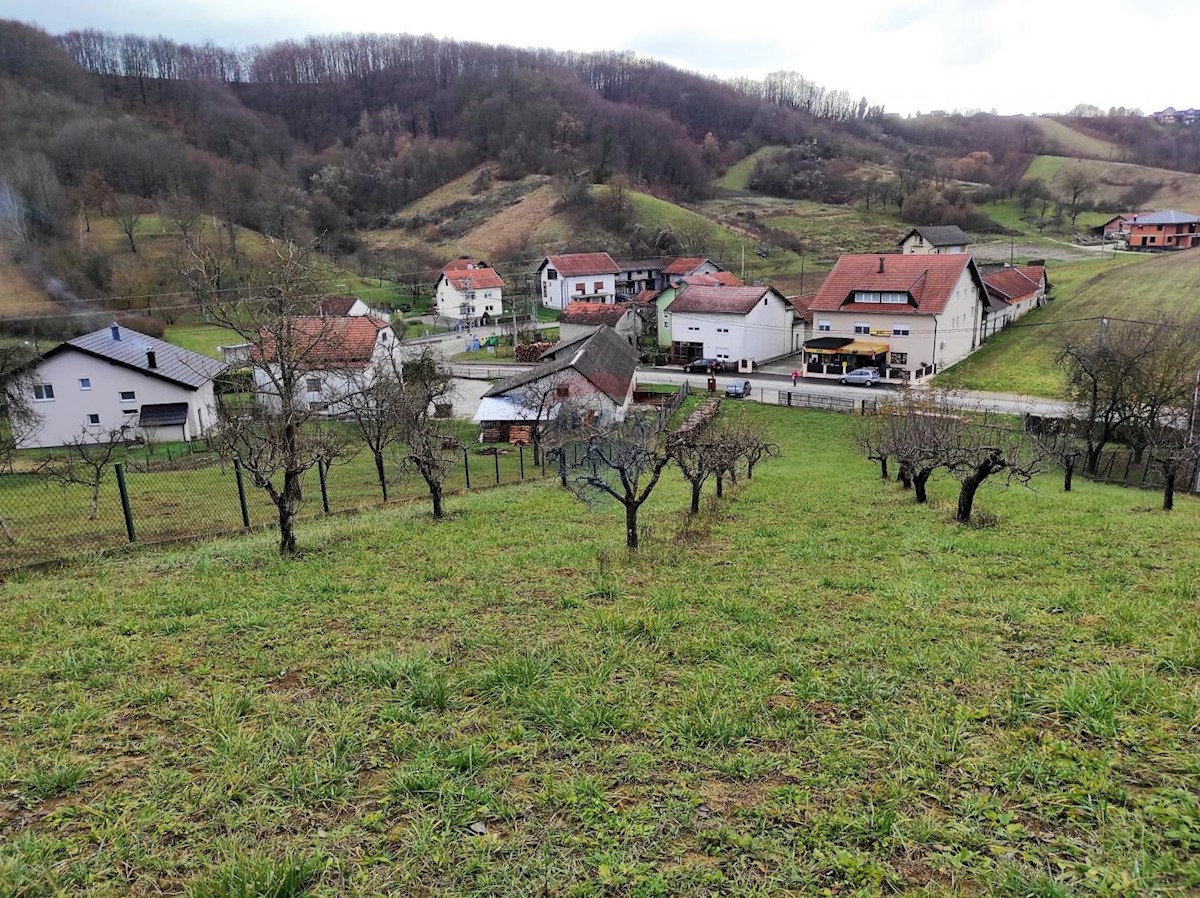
1063;459;1075;492
374;450;388;501
625;502;638;550
1084;444;1102;476
690;480;701;514
1163;471;1175;512
715;474;724;499
913;470;930;504
557;449;568;488
277;470;302;555
428;478;444;520
879;456;889;480
956;472;985;524
746;461;756;480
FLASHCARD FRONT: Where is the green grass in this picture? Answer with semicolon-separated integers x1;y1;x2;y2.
163;324;240;359
1;405;1199;895
1029;117;1119;159
1024;155;1068;183
935;250;1197;396
716;146;784;191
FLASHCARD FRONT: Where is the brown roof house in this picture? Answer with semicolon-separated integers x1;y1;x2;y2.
665;284;796;370
473;326;639;442
535;253;621;310
435;257;505;322
804;254;988;382
558;301;649;347
980;264;1047;340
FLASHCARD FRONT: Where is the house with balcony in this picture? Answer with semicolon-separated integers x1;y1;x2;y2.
536;253;620;310
435;258;504;322
615;258;667;296
1126;210;1200;250
803;254;988;383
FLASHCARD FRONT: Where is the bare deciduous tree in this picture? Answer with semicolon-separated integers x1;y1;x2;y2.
184;237;351;555
1145;410;1200;512
396;348;456;520
340;353;408;501
864;391;965;503
943;417;1045;524
115;198;142;253
42;427;127;521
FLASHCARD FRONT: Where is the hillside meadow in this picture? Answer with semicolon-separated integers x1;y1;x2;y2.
2;405;1199;896
935;250;1199;396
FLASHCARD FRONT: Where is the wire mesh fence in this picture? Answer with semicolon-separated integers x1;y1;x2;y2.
1085;447;1200;496
0;431;555;573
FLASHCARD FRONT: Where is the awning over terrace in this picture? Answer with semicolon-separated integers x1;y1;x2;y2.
803;337;854;355
841;339;889;355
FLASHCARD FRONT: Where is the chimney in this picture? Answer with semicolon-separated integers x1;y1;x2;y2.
110;323;121;341
878;256;886;273
145;349;157;370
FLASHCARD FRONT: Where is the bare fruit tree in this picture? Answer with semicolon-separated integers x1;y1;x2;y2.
943;416;1045;524
1144;411;1200;512
396;348;456;520
339;353;408;502
42;427;127;521
183;237;352;555
864;390;966;503
115;198;142;253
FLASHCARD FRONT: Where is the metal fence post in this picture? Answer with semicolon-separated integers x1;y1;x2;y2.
234;459;251;529
318;459;330;513
519;445;525;480
494;450;500;485
463;449;471;489
115;462;136;543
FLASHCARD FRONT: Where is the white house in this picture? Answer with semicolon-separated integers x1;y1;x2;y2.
474;326;638;442
252;316;401;415
434;258;504;323
804;254;988;383
17;323;226;448
897;226;970;255
666;285;795;370
981;264;1048;340
558;301;648;347
536;253;620;310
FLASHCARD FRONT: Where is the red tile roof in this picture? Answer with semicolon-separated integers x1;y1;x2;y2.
560;302;638;325
439;259;504;291
544;253;619;276
664;257;720;275
808;254;979;316
631;289;661;304
680;272;743;287
983;267;1040;304
1016;265;1047;289
788;293;816;322
667;285;780;315
255;316;390;368
313;295;362;316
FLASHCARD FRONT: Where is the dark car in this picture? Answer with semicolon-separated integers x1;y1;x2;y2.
725;380;753;399
839;366;881;387
683;358;725;373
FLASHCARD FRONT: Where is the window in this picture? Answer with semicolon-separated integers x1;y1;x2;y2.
818;320;831;332
556;384;570;398
547;269;558;280
120;390;136;402
306;377;322;392
890;351;908;365
856;292;880;303
716;327;729;334
763;297;768;306
87;413;100;425
892;324;910;336
593;281;603;293
881;293;908;304
33;383;54;401
79;378;91;390
854;323;870;335
575;283;585;294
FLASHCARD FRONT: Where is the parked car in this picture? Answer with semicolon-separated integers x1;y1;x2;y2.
725;380;753;399
839;366;881;387
683;357;725;373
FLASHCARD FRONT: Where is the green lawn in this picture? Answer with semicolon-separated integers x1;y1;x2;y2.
935;250;1196;396
716;146;784;191
163;324;240;359
2;405;1199;896
1024;155;1069;183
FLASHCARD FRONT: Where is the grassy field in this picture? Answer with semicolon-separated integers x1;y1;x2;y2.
1023;156;1200;213
1024;156;1069;184
1;404;1199;896
934;250;1199;396
162;324;240;359
715;146;784;191
1028;117;1119;159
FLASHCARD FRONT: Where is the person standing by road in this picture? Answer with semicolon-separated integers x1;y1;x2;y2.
791;369;800;386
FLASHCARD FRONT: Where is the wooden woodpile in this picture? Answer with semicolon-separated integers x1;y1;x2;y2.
515;342;553;362
508;425;532;445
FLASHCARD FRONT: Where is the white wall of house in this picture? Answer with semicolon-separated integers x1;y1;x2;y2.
19;351;218;448
655;289;677;348
540;266;616;310
899;234;966;255
435;280;503;320
669;293;793;366
253;328;403;415
810;267;983;377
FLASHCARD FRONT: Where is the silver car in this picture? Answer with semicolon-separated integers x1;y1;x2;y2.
840;366;880;387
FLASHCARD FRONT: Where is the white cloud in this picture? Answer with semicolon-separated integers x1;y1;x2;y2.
7;0;1192;115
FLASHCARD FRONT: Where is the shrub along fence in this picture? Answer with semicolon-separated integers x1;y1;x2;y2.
0;436;553;573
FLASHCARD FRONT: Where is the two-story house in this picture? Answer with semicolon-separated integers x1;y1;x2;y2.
558;301;649;347
804;254;988;383
435;258;505;322
536;253;620;310
16;323;226;448
1126;210;1200;250
615;258;667;296
663;257;726;286
666;285;795;370
981;264;1048;340
252;316;401;415
897;226;970;255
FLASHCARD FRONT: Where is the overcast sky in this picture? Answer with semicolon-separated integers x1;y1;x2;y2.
7;0;1189;115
